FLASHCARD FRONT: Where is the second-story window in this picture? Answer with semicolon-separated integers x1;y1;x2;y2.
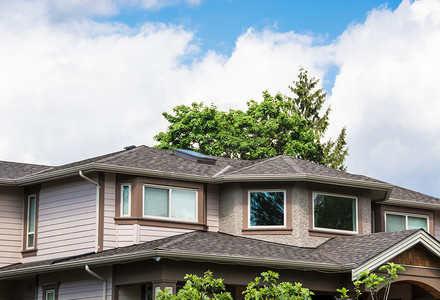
120;184;131;217
313;192;358;233
386;212;428;232
143;185;197;222
249;190;286;227
26;194;37;249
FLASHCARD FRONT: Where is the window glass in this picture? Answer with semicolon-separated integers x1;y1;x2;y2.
313;193;357;232
144;186;197;221
249;191;285;226
170;189;197;220
144;187;169;217
408;216;428;231
121;185;130;216
386;214;405;232
45;290;55;300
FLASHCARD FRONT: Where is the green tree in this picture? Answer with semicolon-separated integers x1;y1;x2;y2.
154;68;348;170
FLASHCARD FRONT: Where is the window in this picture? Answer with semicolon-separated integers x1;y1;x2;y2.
42;283;59;300
249;190;285;227
313;192;357;233
143;186;197;221
45;290;55;300
26;194;37;249
386;212;428;232
120;184;131;217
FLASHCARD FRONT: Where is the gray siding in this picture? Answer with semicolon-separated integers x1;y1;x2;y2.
206;184;219;232
103;173;117;250
434;211;440;240
24;177;96;263
0;186;23;267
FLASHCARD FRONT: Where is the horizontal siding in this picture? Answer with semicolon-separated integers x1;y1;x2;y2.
206;184;219;232
103;173;117;250
0;186;23;267
24;178;96;263
116;224;136;247
435;211;440;240
139;225;192;242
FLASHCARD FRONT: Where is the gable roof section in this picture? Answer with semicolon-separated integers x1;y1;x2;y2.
1;229;438;281
0;161;52;185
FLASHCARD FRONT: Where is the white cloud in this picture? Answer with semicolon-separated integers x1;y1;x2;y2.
0;0;439;197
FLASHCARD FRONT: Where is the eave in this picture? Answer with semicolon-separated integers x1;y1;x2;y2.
381;198;440;210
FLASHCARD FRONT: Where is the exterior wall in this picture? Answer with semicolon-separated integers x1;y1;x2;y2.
116;224;192;247
103;173;117;250
0;186;24;267
38;266;112;300
206;184;219;232
219;182;372;247
23;177;96;263
434;211;440;240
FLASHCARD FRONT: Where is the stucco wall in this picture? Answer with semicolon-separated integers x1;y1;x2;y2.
219;182;372;247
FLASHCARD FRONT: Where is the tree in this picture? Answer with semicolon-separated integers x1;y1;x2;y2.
154;68;348;170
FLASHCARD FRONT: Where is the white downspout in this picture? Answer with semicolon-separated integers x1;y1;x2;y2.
85;265;107;300
79;170;101;253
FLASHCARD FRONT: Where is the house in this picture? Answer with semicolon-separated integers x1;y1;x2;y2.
1;145;440;300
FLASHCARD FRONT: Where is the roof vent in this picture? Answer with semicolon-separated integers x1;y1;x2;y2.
172;149;216;165
124;145;136;150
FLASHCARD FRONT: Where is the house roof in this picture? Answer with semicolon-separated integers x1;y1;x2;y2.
0;161;52;184
385;185;440;209
0;229;436;280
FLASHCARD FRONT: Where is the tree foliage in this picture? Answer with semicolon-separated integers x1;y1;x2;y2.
154;68;348;170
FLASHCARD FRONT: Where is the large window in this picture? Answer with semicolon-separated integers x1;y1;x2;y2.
26;194;37;250
120;184;131;217
313;193;357;233
143;186;197;222
386;212;428;232
249;190;285;227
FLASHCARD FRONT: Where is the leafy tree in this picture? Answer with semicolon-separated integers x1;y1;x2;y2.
154;68;348;170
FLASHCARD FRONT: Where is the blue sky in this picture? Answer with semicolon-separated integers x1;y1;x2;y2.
0;0;439;197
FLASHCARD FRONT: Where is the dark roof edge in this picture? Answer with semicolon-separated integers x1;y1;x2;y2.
383;198;440;210
0;249;350;280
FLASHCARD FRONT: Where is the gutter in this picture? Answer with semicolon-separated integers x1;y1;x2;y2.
0;250;352;280
381;198;440;210
78;171;101;253
85;265;107;300
0;178;16;186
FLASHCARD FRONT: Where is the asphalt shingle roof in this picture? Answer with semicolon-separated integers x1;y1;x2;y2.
390;185;440;205
0;161;52;180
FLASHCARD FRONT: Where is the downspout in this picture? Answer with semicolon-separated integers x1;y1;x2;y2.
85;265;107;300
79;170;101;253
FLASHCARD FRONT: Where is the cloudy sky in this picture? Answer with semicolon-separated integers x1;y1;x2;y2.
1;0;439;197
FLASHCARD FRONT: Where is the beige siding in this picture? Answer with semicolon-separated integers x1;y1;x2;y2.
24;178;96;263
38;267;112;300
0;186;23;267
116;224;192;247
103;173;117;250
206;184;219;232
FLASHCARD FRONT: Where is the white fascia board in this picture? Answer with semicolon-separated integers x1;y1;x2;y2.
383;198;440;210
0;178;16;186
351;230;440;280
0;250;350;280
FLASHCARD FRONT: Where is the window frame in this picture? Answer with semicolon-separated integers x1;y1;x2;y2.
142;184;198;223
120;183;131;217
385;211;429;232
312;191;359;234
26;194;37;250
42;283;59;300
247;189;287;229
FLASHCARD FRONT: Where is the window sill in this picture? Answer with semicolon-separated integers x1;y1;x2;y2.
242;228;292;235
308;229;358;238
115;217;207;231
22;249;37;257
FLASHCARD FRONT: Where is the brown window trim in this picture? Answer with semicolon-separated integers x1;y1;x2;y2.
241;184;293;235
22;185;40;255
42;282;59;300
376;204;434;235
115;176;206;230
115;217;208;231
308;184;363;237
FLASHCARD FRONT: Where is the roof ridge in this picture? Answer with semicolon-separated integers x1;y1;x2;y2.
280;155;302;173
226;156;284;175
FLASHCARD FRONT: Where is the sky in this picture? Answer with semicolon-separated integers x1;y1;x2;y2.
0;0;439;197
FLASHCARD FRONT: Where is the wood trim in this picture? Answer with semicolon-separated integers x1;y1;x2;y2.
376;204;434;235
22;186;40;255
115;175;206;229
241;184;293;233
115;218;208;231
98;172;105;252
308;184;363;236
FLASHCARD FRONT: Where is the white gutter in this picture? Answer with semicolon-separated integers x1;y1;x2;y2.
382;198;440;210
85;265;107;300
79;171;101;253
